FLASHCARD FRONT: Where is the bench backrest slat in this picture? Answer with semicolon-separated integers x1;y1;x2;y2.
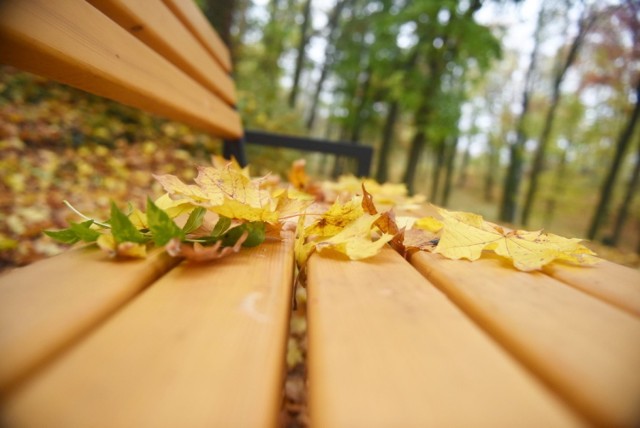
0;0;242;139
87;0;236;105
162;0;233;73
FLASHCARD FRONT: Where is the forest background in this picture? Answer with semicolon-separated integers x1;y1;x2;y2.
0;0;639;270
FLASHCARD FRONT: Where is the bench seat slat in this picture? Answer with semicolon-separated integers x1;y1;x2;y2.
0;0;242;139
87;0;236;105
543;260;640;317
306;248;583;427
2;235;295;428
0;247;181;393
410;252;640;427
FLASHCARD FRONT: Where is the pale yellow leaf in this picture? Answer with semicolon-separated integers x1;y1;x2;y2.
434;208;599;271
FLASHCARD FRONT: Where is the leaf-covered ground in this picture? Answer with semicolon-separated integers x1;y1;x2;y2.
0;67;222;271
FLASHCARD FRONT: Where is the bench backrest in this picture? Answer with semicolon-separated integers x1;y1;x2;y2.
0;0;242;140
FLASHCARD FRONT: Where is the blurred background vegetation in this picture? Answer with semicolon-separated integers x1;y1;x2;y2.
0;0;638;269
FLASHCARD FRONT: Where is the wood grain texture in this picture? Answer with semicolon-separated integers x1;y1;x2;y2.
162;0;233;72
544;260;640;317
0;0;242;138
411;251;640;427
306;248;584;428
87;0;235;105
0;247;180;393
2;234;295;428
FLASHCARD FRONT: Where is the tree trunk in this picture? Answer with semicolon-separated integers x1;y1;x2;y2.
441;136;459;206
484;137;499;202
305;0;349;130
375;100;399;183
403;129;426;195
542;147;568;227
204;0;236;49
587;79;640;240
430;138;447;202
457;140;471;188
499;2;545;223
521;9;592;226
288;0;313;108
607;136;640;246
349;65;372;143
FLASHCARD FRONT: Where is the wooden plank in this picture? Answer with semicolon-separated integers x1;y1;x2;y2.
306;248;584;427
0;247;180;393
0;0;242;139
162;0;233;72
410;251;640;427
2;234;295;428
544;260;640;317
87;0;236;105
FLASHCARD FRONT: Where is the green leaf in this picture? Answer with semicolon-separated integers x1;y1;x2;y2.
110;202;147;244
44;228;80;244
146;198;184;246
69;220;100;242
211;216;232;238
222;222;265;248
243;222;266;247
182;206;207;234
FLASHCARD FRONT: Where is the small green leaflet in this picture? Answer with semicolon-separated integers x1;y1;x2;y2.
45;220;99;244
146;198;184;246
211;216;232;238
222;222;265;248
110;202;147;244
70;221;101;242
182;207;207;234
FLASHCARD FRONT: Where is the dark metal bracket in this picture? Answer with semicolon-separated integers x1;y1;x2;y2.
223;130;372;177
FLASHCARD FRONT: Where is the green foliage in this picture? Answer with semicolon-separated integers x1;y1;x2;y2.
146;198;184;245
182;206;207;234
109;202;147;244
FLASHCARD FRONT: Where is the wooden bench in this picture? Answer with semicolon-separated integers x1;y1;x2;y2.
1;1;640;427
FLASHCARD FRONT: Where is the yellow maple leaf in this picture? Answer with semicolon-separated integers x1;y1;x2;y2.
154;164;277;223
97;234;147;258
295;214;316;267
305;198;364;238
434;209;599;271
316;214;394;260
128;208;148;229
288;159;310;190
153;193;195;218
274;189;314;220
414;216;443;233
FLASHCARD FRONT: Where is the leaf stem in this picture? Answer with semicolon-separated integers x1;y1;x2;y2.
64;200;110;228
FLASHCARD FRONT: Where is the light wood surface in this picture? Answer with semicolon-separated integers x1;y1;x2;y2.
162;0;233;72
0;0;242;139
2;234;295;428
0;247;180;393
410;251;640;427
87;0;236;105
306;248;583;427
544;260;640;317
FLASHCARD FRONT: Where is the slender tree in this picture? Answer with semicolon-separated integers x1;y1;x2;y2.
499;1;546;223
521;3;594;226
306;0;350;130
587;79;640;240
288;0;313;108
607;137;640;246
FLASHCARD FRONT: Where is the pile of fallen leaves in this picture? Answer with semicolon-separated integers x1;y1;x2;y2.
45;157;599;273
